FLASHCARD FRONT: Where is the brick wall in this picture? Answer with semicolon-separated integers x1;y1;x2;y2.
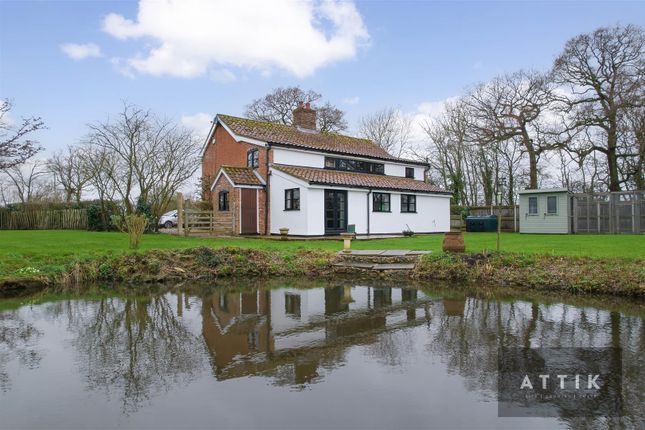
211;176;238;235
202;122;272;235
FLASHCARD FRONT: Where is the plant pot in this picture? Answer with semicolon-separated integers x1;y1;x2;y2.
279;228;289;241
442;231;465;253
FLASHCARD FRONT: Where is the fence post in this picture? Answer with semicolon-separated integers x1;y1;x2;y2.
176;192;184;235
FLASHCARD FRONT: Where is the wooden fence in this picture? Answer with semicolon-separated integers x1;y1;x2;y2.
572;191;645;234
182;210;216;234
0;209;87;230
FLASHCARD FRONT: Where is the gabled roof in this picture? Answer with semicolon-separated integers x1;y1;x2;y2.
215;166;265;188
272;164;449;194
217;114;427;165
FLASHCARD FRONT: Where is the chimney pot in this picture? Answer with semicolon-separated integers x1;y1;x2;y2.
305;102;310;109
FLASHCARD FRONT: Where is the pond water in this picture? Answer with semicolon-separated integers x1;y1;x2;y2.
0;280;643;429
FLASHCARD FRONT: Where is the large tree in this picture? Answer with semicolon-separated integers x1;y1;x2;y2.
0;100;45;169
47;145;92;203
245;86;348;132
359;107;412;158
83;103;201;226
464;70;555;189
552;24;644;191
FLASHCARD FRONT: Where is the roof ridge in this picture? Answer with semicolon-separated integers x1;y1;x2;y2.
217;113;371;142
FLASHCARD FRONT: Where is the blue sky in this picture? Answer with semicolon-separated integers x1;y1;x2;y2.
1;0;644;155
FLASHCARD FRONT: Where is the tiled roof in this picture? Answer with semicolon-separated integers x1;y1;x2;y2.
220;166;264;186
272;164;449;194
218;114;426;165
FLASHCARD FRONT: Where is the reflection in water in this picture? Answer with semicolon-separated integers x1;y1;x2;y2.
0;311;42;391
0;282;643;429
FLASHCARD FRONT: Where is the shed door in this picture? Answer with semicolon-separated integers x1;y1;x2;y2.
241;189;258;234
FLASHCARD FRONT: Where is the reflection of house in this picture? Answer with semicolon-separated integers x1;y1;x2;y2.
201;286;432;385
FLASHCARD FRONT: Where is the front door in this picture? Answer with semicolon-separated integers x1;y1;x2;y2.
324;189;347;234
240;188;258;234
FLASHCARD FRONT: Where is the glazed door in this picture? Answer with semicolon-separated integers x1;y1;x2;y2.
324;190;347;234
240;188;258;234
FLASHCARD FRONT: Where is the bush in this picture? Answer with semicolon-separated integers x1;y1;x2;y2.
87;204;115;231
124;214;148;249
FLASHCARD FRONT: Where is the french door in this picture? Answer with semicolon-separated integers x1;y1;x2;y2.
324;190;347;234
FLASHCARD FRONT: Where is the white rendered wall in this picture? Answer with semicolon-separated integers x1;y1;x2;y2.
368;192;451;234
383;164;425;180
272;148;325;168
269;170;311;235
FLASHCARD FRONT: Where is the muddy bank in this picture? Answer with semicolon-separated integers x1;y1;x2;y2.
1;246;643;298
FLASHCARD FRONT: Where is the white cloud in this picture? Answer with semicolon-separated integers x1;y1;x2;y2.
102;0;369;78
343;96;360;105
409;97;460;145
181;112;213;138
60;43;102;60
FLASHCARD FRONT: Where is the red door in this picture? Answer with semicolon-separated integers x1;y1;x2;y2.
241;189;258;234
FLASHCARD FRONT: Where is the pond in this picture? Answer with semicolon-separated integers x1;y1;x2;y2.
0;280;643;429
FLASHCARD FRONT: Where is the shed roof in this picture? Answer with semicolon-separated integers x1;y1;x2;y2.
518;188;570;195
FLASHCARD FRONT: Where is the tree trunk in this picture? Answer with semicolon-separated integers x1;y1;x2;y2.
607;126;621;191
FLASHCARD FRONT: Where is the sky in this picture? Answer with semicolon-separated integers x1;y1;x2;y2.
1;0;644;157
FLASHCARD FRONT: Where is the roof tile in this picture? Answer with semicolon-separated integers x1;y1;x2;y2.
218;114;425;164
272;164;448;194
221;166;264;186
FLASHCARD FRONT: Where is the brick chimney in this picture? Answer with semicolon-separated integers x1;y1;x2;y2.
292;101;317;130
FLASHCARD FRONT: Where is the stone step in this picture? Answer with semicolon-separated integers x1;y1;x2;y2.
372;263;416;271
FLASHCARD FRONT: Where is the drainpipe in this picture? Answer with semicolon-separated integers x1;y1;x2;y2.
366;189;372;235
265;145;271;236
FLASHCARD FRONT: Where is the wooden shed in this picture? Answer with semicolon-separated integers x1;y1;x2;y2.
518;188;571;234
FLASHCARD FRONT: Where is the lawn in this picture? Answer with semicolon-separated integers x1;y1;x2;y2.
0;230;643;278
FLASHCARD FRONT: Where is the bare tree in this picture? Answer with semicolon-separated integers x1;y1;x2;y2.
358;107;412;157
245;86;347;132
464;70;556;189
2;160;49;204
552;24;644;191
0;100;45;169
47;146;92;203
84;103;201;227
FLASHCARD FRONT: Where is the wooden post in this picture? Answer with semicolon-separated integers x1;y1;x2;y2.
176;192;184;235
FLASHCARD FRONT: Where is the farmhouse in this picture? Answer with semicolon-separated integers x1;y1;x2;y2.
201;102;451;236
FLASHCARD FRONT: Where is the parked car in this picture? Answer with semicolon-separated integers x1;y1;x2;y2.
159;210;178;228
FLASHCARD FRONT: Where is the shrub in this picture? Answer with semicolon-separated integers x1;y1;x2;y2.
124;214;148;249
87;204;114;231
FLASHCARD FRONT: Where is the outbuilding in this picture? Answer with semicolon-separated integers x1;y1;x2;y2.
518;188;572;234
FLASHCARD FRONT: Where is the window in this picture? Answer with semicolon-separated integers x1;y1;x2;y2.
401;194;416;213
324;157;385;175
247;148;259;169
405;167;415;179
528;196;538;215
285;188;300;210
373;193;391;212
218;191;229;211
547;196;558;214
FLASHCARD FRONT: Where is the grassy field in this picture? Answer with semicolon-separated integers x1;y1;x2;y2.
0;230;643;279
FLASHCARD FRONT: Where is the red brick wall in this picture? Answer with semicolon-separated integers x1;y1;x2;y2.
202;124;269;188
211;176;238;235
202;123;270;235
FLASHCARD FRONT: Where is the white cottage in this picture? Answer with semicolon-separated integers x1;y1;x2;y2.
201;102;451;236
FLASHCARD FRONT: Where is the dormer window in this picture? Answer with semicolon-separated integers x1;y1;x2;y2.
247;149;259;169
405;167;415;179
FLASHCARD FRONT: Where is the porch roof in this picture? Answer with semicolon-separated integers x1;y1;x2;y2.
219;166;265;186
271;164;449;194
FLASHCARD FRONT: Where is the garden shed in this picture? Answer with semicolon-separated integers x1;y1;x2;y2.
518;188;571;234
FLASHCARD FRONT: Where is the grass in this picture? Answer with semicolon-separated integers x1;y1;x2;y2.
1;230;643;280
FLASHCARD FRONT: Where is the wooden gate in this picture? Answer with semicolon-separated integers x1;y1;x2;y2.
240;188;258;234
